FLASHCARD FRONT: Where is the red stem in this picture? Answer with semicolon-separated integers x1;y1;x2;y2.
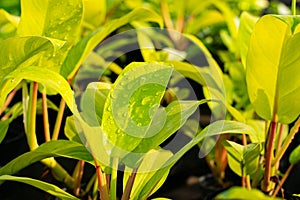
263;120;277;192
122;168;138;200
94;157;109;200
0;89;17;116
42;92;50;142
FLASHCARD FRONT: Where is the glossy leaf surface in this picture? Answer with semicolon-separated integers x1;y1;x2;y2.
101;62;173;157
247;15;300;123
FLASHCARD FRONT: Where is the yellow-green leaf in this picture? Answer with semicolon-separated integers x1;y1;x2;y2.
247;15;300;123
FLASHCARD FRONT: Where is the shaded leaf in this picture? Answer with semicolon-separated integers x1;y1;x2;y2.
0;140;93;178
289;145;300;164
223;140;260;176
0;175;78;200
0;120;9;143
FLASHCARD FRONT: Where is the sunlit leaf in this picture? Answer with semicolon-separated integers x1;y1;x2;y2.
64;116;83;144
123;149;172;200
0;66;75;114
133;120;257;198
0;140;93;178
0;36;61;86
80;82;111;126
0;175;78;200
101;62;173;157
83;0;106;28
17;0;83;72
246;15;300;123
215;186;280;200
0;9;19;39
17;0;82;44
238;12;259;68
61;8;163;79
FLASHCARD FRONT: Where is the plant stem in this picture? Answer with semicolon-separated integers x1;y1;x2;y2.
52;98;66;140
0;89;17;116
272;164;294;197
73;160;85;196
23;82;75;190
94;157;109;200
263;120;277;192
275;124;285;170
292;0;297;15
215;134;229;181
110;157;119;200
122;168;138;200
42;91;51;142
160;0;174;30
273;116;300;166
26;82;39;150
175;1;185;33
42;157;75;189
83;173;96;196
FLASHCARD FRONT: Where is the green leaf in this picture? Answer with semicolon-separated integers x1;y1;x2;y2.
0;140;93;178
83;0;106;28
80;82;111;126
123;149;172;200
0;9;19;39
246;15;300;123
61;7;163;79
0;175;78;200
0;120;9;143
223;140;260;176
238;12;258;68
17;0;83;72
129;120;257;198
17;0;82;44
101;62;173;156
0;36;61;85
289;145;300;164
0;66;75;114
64;116;83;144
122;99;208;168
215;186;281;200
184;34;226;119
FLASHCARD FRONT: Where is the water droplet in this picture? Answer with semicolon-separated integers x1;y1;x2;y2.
10;79;15;83
141;96;152;106
8;54;13;61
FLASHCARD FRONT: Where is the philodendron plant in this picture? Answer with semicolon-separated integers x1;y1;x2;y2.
0;0;299;200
